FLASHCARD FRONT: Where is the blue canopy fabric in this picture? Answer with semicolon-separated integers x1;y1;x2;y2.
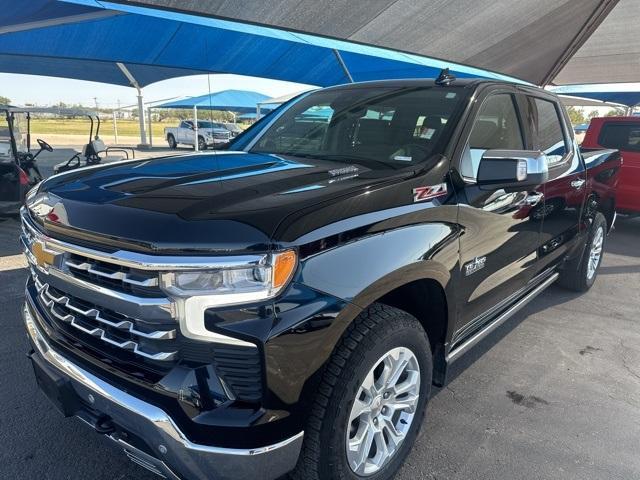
154;90;272;113
0;0;527;88
551;85;640;107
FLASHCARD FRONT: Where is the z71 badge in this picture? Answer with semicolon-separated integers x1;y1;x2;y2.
412;183;448;203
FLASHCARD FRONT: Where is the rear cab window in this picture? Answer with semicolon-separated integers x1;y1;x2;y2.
598;123;640;152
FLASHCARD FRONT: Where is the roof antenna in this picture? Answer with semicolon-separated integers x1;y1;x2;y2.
435;68;456;86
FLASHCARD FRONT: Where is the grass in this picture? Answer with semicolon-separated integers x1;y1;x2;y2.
30;118;169;137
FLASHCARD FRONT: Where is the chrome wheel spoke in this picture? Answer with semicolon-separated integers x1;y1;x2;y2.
349;423;375;474
387;393;419;414
392;370;420;396
387;354;409;389
382;417;405;449
351;397;372;420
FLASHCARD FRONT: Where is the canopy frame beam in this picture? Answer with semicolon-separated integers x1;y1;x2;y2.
333;49;354;83
0;10;121;35
540;0;619;86
116;62;149;147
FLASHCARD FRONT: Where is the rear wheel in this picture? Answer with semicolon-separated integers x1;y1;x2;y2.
198;136;207;151
558;212;607;292
167;134;177;149
291;304;432;480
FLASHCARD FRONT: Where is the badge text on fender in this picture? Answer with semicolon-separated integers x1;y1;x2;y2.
412;183;448;203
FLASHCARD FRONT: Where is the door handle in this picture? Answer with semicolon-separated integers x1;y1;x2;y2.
523;192;544;206
570;179;586;190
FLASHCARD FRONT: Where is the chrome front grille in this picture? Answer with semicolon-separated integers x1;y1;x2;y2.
213;131;231;140
64;253;161;297
34;273;177;361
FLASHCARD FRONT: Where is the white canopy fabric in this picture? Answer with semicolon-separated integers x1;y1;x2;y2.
132;0;624;86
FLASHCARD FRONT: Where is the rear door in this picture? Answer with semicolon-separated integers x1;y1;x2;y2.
522;92;586;270
179;121;193;144
597;121;640;212
454;87;544;337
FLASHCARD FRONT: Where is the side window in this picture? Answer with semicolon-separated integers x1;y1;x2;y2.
599;124;640;152
527;97;569;165
461;94;524;179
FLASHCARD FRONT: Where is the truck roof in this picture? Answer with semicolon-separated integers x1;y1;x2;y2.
321;77;520;91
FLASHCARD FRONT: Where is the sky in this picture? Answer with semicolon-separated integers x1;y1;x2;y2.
0;72;316;108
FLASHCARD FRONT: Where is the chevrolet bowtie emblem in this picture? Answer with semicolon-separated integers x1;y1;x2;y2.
31;240;57;269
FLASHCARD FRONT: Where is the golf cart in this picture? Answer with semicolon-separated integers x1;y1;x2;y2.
0;105;48;215
53;113;135;174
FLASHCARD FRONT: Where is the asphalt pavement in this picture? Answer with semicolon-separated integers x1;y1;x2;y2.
1;207;639;479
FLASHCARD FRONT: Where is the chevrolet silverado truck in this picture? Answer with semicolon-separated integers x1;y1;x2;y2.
582;116;639;215
21;77;620;480
165;120;231;150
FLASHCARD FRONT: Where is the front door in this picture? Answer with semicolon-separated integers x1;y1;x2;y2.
453;90;544;341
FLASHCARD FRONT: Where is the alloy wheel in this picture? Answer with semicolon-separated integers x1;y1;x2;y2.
346;346;421;476
587;225;604;280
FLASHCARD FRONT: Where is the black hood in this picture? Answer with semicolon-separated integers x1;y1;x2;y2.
29;152;414;253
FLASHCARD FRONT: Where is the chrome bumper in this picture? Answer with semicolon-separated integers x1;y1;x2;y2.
24;303;303;480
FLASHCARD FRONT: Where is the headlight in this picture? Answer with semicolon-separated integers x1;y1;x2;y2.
160;250;297;344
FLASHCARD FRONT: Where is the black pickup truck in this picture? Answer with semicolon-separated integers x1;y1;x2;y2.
20;77;620;480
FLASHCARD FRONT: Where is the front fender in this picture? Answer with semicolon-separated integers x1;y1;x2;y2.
296;222;460;308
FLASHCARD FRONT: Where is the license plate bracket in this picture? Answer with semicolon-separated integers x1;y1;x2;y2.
30;351;81;417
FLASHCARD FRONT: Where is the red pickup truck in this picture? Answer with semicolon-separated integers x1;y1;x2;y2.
582;116;640;215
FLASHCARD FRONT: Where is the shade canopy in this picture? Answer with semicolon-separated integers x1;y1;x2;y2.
128;0;625;86
551;85;640;108
0;0;530;89
154;90;272;113
1;0;637;90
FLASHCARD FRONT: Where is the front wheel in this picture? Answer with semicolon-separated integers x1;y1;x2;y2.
558;212;607;292
197;136;207;151
291;304;432;480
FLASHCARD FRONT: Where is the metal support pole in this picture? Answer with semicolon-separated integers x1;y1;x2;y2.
136;87;149;148
193;105;199;152
256;104;261;121
333;49;354;83
112;111;119;144
147;108;153;148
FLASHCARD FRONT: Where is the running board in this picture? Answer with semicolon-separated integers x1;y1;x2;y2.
446;272;559;363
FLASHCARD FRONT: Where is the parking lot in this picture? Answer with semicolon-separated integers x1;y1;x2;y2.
1;170;638;479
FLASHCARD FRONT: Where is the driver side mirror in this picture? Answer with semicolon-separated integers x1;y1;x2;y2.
477;150;548;190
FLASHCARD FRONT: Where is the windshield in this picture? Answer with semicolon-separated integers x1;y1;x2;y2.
250;86;465;168
0;112;27;160
197;121;223;129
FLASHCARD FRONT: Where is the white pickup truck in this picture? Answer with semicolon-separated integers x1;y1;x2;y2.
164;120;231;150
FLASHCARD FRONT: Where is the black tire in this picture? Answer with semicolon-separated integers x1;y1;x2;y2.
291;304;432;480
198;136;207;151
167;134;177;149
558;212;607;292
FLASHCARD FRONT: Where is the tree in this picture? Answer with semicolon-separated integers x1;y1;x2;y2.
605;107;626;117
566;106;585;125
587;110;600;120
0;95;11;106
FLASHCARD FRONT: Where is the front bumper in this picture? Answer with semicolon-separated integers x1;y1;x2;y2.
24;303;303;480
